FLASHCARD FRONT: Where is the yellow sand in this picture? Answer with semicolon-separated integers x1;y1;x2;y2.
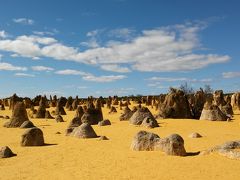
1;104;240;180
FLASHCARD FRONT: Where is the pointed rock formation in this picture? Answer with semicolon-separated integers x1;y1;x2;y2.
66;106;84;135
45;111;54;119
119;106;133;121
81;103;103;125
231;92;240;110
20;120;35;129
98;119;111;126
0;146;16;158
0;104;5;110
129;107;157;128
65;96;73;110
35;97;47;118
98;136;109;140
200;100;227;121
72;96;79;111
66;117;82;135
55;115;64;122
109;106;117;114
9;93;20;110
4;102;29;128
55;97;66;115
191;90;206;119
156;89;192;119
141;116;159;128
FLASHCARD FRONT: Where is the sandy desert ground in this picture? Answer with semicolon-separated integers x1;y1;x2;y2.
1;103;240;180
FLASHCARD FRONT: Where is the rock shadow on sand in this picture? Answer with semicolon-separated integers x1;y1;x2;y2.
42;143;58;146
185;151;200;156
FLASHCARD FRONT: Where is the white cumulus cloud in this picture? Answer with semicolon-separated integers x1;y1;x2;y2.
17;35;57;45
148;77;189;82
55;69;126;82
0;23;230;73
222;72;240;78
82;74;126;82
109;28;135;40
74;23;230;72
147;76;213;87
14;73;35;77
55;69;90;76
80;38;99;48
0;30;8;39
31;66;54;71
0;37;42;58
41;43;79;60
13;18;34;25
78;86;88;89
100;64;131;73
0;62;27;71
86;29;102;37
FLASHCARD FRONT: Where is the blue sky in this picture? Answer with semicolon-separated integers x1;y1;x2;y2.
0;0;239;98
